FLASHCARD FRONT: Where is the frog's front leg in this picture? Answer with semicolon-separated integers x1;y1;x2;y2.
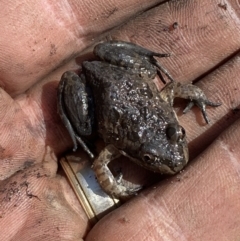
159;82;221;124
92;145;141;198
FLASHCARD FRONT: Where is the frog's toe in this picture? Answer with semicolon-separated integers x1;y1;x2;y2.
197;101;210;124
183;101;195;114
115;185;142;199
127;186;143;195
204;99;222;107
105;183;142;199
183;99;221;124
199;100;221;124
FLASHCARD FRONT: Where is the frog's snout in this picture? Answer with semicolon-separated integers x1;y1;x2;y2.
140;139;189;175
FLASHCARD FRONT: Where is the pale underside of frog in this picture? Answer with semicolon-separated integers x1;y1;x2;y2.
57;41;220;198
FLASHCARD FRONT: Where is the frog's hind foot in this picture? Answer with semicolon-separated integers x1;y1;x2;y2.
115;171;143;197
92;145;143;198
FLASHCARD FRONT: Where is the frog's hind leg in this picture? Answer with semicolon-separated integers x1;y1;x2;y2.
159;81;221;124
57;71;94;158
151;58;176;83
94;40;175;83
94;40;170;58
92;145;142;198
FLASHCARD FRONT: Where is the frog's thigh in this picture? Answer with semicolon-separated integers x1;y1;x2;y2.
58;71;94;157
58;72;78;150
92;145;131;198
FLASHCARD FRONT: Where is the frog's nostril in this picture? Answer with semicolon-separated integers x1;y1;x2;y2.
180;126;186;138
166;124;186;143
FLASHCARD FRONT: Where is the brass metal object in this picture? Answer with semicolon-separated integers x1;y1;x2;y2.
60;152;121;225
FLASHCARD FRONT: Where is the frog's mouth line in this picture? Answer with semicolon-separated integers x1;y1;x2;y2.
119;150;182;175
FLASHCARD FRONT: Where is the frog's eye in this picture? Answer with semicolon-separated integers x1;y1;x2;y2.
143;154;155;163
166;124;185;143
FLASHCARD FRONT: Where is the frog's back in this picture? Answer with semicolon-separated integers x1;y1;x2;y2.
83;61;177;153
83;61;157;107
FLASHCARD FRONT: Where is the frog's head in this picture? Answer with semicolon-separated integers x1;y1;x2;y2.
138;123;189;174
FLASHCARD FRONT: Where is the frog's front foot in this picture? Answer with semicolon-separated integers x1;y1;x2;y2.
92;145;141;198
160;82;221;124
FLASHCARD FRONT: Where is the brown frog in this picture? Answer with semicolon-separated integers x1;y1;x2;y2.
57;41;220;198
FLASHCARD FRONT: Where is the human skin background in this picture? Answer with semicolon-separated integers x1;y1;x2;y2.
0;0;240;240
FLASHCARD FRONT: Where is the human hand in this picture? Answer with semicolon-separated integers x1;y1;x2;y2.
0;0;240;240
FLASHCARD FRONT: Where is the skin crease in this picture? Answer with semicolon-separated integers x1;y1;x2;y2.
0;0;240;240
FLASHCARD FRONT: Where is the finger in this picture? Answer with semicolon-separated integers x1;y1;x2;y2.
86;117;240;240
0;151;88;240
0;86;46;180
111;0;239;84
0;0;162;96
0;61;78;179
